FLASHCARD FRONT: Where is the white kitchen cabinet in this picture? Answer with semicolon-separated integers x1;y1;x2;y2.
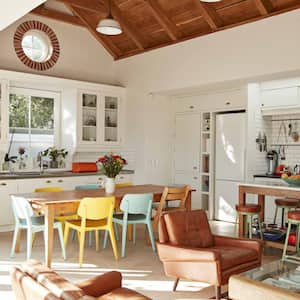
174;113;201;172
261;86;299;109
0;180;17;228
76;90;124;151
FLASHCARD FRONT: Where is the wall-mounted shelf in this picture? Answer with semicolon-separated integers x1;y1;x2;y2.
271;118;300;122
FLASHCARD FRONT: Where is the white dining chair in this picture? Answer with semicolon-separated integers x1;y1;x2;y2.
10;196;66;260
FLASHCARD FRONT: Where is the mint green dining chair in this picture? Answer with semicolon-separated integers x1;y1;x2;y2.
103;193;155;257
75;184;100;190
10;196;66;260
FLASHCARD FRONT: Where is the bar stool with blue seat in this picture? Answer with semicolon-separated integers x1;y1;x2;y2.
236;204;263;239
273;198;299;228
103;193;156;257
282;210;300;262
10;195;66;260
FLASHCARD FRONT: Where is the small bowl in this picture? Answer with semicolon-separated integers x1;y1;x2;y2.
282;178;300;186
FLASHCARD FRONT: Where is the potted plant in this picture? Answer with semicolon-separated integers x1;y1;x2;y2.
97;154;127;193
42;147;68;169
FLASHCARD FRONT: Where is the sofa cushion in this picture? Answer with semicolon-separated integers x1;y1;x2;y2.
21;260;86;300
209;246;258;270
163;210;214;248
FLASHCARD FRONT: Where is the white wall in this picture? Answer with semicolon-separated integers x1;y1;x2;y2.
115;9;300;184
0;14;115;84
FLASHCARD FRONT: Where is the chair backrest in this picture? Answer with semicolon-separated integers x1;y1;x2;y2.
11;196;34;225
34;187;62;192
158;209;214;248
120;193;153;216
161;185;190;209
77;197;115;221
116;182;133;188
75;184;100;190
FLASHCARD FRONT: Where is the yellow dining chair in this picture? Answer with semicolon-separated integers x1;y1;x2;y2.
115;182;133;188
34;187;79;228
64;197;118;267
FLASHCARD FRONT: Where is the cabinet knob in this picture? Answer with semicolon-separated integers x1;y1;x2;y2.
193;177;198;180
46;180;51;183
261;103;264;107
0;182;7;186
226;101;231;105
58;179;63;183
193;166;197;170
189;105;194;109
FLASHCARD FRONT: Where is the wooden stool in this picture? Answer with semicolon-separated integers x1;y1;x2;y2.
282;210;300;262
273;198;299;228
236;204;263;239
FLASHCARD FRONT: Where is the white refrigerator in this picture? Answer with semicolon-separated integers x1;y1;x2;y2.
215;112;246;222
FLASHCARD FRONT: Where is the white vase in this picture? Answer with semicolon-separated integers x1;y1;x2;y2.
105;177;116;194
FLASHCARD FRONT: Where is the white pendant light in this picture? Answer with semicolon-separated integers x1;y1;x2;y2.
96;0;122;35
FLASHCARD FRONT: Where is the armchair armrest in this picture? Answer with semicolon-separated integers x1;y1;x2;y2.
213;235;262;255
76;271;122;297
156;242;219;262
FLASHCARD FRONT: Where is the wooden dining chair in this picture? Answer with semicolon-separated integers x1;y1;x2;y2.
152;185;190;234
64;196;118;267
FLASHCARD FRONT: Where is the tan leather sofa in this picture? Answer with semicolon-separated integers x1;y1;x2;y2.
156;210;262;300
229;274;300;300
11;260;150;300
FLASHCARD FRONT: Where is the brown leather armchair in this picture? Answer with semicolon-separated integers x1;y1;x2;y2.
156;210;262;300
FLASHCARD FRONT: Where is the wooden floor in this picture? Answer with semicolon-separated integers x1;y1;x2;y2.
0;221;282;299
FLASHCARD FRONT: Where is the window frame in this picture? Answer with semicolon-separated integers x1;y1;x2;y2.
9;87;61;151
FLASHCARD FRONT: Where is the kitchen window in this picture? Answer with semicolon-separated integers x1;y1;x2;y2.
9;87;60;159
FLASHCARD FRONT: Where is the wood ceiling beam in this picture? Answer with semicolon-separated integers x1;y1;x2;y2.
110;0;147;50
58;0;105;13
253;0;273;15
31;5;85;27
193;0;223;30
145;0;181;41
65;4;122;59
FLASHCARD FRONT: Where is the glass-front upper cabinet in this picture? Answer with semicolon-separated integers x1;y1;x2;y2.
78;91;100;145
103;95;121;145
0;80;9;148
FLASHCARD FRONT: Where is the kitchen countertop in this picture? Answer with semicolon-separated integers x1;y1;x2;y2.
240;180;300;190
253;174;281;178
0;169;134;180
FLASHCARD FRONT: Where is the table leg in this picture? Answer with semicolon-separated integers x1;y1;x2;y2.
44;205;55;268
186;191;192;210
258;194;265;224
238;187;246;237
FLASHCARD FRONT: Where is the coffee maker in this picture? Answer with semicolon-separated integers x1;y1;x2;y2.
266;150;278;175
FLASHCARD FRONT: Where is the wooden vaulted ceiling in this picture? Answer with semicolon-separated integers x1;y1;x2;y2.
30;0;300;60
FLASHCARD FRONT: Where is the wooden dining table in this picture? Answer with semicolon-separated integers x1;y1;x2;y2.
12;184;192;267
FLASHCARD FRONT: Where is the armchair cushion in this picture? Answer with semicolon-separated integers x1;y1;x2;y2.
164;210;213;248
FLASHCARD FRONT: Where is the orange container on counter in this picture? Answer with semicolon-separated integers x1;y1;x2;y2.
72;162;97;173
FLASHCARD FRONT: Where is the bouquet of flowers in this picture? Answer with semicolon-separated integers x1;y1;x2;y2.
97;154;127;178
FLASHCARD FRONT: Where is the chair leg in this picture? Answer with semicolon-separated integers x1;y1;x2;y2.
215;286;221;300
114;222;119;241
282;221;292;260
146;221;156;252
79;230;85;267
57;224;66;260
257;215;263;240
64;223;70;248
249;215;253;239
121;222;128;258
281;208;285;228
173;278;179;291
133;224;136;244
10;226;20;258
95;230;99;251
103;230;109;249
27;229;32;260
109;227;119;260
273;206;278;225
88;231;93;247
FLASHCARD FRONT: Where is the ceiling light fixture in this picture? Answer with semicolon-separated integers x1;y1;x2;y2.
96;0;122;35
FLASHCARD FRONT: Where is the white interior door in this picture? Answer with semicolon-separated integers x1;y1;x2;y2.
215;113;246;181
174;113;200;172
